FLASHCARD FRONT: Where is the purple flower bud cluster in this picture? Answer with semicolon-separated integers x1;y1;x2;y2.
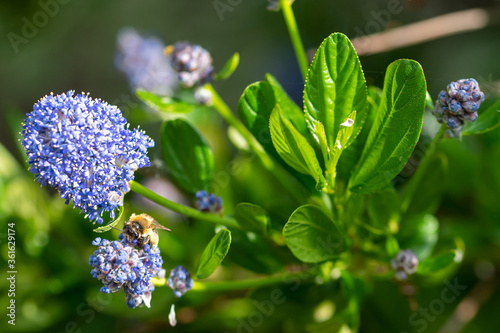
22;91;154;224
194;87;213;106
115;28;178;96
167;266;194;297
391;249;418;281
89;237;164;308
167;42;214;88
432;78;485;137
195;190;223;214
267;0;295;11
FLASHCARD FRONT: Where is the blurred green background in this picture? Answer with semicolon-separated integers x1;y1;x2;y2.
1;0;500;332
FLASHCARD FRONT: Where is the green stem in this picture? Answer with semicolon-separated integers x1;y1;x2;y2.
206;84;310;204
279;0;309;80
129;180;241;230
192;272;309;291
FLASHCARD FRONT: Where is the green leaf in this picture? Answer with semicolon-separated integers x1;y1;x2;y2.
161;119;214;194
385;236;400;257
238;75;317;191
349;59;426;194
417;250;460;275
325;111;357;186
215;52;240;80
306;116;329;163
338;86;381;182
227;230;283;274
304;33;367;150
136;89;194;113
401;154;447;217
195;229;231;279
234;203;269;235
266;74;309;134
270;105;326;190
238;74;308;152
397;214;438;260
462;97;500;135
283;205;346;263
344;193;365;221
93;205;126;233
367;187;401;233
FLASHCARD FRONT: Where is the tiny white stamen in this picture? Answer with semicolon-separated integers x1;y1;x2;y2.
341;118;355;127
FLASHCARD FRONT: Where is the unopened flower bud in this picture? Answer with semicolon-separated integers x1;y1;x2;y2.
166;42;214;88
195;190;223;214
167;266;194;297
391;249;418;281
432;78;485;138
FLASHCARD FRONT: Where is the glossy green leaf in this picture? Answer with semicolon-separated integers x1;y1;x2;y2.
304;33;367;150
270;105;326;190
161;119;214;194
283;205;346;263
367;187;401;232
417;250;460;275
266;74;309;134
462;97;500;135
215;52;240;80
305;115;329;163
234;203;269;235
401;154;448;217
195;229;231;279
349;59;426;194
93;206;126;233
136;89;194;113
238;75;317;191
338;86;381;182
238;74;307;151
325;111;357;186
397;214;438;260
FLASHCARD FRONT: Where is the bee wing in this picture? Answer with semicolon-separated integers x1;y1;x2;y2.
152;219;171;232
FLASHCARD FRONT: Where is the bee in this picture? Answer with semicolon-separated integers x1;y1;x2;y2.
123;213;170;249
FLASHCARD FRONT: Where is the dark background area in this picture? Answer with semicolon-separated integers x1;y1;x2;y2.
1;0;499;149
1;0;500;332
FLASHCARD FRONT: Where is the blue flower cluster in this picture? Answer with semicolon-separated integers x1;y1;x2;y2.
432;78;485;137
391;249;418;281
166;42;214;88
267;0;295;11
167;266;194;297
89;237;164;308
21;91;154;224
115;28;178;96
195;190;223;214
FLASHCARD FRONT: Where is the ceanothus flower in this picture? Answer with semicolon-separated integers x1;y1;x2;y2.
432;78;485;137
391;249;419;281
195;190;223;214
22;91;154;224
166;42;214;88
167;266;194;297
115;28;178;96
89;237;164;308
